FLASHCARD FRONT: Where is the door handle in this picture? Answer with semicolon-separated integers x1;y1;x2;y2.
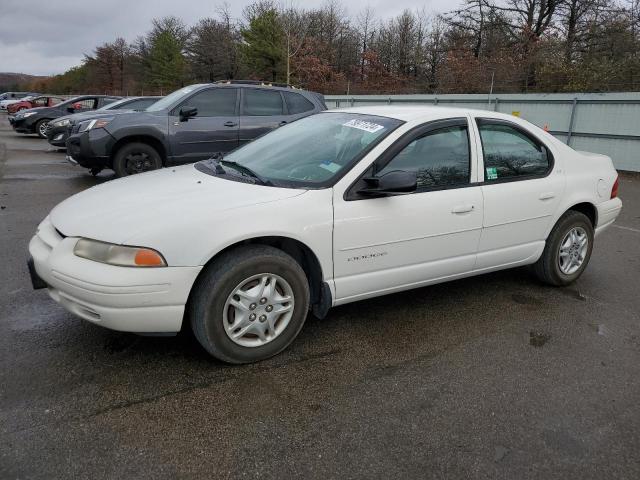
539;192;556;200
224;121;238;127
451;204;474;214
279;121;288;126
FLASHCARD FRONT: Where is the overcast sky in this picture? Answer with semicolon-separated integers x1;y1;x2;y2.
1;0;451;76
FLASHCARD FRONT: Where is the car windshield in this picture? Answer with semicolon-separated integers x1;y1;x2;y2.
197;112;402;188
146;85;205;112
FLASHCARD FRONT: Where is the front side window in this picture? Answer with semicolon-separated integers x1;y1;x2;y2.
242;89;283;116
32;97;48;107
197;112;403;188
75;99;97;109
478;122;550;181
183;88;237;117
377;125;470;189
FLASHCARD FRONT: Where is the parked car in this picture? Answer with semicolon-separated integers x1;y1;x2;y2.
0;92;39;109
10;95;121;138
28;106;622;363
46;96;161;150
65;81;326;177
7;95;65;115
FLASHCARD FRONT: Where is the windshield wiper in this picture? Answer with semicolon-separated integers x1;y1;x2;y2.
221;160;273;186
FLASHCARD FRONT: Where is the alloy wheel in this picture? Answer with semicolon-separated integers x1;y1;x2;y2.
558;226;588;275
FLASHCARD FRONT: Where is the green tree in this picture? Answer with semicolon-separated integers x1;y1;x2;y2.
241;9;285;82
148;30;188;91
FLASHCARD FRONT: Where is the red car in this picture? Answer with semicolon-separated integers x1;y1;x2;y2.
7;95;65;114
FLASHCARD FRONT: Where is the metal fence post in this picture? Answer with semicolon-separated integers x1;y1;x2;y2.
494;98;499;111
567;98;578;146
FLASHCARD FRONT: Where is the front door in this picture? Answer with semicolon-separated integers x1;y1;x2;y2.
471;118;565;269
332;119;484;303
168;87;240;164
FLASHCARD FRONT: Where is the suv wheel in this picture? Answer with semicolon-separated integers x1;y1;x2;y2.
189;245;310;364
113;142;162;177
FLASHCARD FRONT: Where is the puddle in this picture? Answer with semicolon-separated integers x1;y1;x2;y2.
529;331;551;347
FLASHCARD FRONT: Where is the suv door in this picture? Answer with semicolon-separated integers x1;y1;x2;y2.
472;118;565;269
168;87;239;165
332;118;483;302
239;88;288;147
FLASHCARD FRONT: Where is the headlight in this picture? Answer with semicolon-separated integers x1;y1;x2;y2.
22;112;36;118
73;238;167;267
53;118;70;127
78;116;114;132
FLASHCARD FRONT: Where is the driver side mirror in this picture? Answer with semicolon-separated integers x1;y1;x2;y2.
179;106;198;121
357;170;417;197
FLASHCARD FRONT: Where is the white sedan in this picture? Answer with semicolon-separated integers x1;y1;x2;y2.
28;106;622;363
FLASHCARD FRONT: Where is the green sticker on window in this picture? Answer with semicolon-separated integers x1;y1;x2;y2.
486;167;498;180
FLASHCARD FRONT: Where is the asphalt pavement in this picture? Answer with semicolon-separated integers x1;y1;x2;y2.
1;115;639;479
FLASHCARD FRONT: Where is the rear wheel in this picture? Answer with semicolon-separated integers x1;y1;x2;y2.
35;119;49;139
189;245;310;364
113;142;162;177
533;210;594;286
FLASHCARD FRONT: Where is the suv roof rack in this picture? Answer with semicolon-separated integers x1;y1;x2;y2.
214;80;300;89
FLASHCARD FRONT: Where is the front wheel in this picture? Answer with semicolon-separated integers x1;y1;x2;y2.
533;210;594;286
113;142;162;177
189;245;310;364
35;119;49;139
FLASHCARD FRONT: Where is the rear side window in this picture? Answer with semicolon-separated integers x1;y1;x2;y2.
377;125;470;189
242;89;283;116
477;121;550;181
184;88;237;116
284;92;314;115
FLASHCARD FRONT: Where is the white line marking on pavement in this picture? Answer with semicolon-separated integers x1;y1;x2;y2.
612;224;640;234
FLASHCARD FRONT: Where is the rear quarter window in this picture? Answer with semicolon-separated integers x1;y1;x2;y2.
284;92;315;115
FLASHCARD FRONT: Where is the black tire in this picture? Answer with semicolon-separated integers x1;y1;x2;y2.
533;210;594;286
35;119;49;139
189;245;310;364
113;142;162;177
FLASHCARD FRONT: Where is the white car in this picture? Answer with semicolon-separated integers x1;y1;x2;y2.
28;106;622;363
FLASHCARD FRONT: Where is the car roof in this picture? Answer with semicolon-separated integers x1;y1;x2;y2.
331;105;522;123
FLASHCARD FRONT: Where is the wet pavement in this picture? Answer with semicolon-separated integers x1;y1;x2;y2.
1;115;639;479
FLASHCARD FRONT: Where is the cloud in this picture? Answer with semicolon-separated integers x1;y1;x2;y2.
1;0;452;76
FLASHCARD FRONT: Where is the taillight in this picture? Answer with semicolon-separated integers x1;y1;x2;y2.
611;176;619;199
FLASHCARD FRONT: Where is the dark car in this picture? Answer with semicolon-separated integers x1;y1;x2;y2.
65;81;326;177
11;95;121;138
46;96;161;148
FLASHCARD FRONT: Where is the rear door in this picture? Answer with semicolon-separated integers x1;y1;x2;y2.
239;88;288;146
168;87;239;164
471;117;565;269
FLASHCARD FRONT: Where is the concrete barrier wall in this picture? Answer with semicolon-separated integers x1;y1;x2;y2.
324;93;640;172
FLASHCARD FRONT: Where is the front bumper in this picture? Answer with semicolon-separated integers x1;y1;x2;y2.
11;117;36;134
46;125;68;147
66;129;114;169
28;216;202;333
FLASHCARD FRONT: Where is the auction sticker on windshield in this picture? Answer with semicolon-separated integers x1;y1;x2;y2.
343;119;384;133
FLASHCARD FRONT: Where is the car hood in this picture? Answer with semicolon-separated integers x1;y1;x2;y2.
50;165;306;245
